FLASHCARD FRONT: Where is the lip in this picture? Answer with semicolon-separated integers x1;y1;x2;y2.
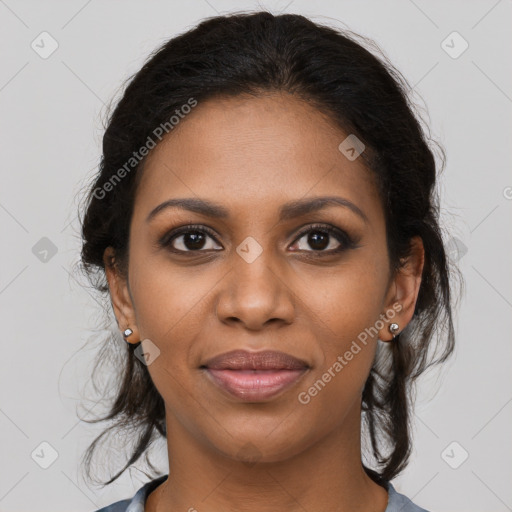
201;350;310;401
203;349;309;371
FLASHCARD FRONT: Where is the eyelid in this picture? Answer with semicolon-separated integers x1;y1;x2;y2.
291;222;355;249
158;223;221;249
159;222;358;254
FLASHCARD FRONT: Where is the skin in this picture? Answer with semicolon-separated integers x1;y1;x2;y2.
103;91;424;512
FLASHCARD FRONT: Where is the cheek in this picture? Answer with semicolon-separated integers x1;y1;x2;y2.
127;250;229;397
293;257;387;341
128;249;218;342
296;270;382;417
293;259;386;395
128;261;212;414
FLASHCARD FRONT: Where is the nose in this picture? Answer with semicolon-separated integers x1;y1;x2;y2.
215;251;295;331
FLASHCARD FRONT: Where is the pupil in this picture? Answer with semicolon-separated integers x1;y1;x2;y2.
181;231;331;251
185;232;205;250
309;231;328;250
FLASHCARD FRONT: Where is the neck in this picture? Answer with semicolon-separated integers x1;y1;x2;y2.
146;404;389;512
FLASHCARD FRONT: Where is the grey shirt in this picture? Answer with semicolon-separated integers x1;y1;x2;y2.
93;474;430;512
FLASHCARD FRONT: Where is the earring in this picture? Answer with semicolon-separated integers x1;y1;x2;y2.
123;328;133;342
388;323;400;339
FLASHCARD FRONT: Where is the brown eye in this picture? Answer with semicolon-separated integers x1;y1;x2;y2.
290;224;355;254
161;225;223;253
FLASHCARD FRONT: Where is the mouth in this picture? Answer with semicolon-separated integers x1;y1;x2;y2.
200;349;310;401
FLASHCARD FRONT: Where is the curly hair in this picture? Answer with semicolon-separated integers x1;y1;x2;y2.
77;11;463;487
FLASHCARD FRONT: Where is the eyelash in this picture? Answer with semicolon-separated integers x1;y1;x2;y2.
158;223;357;256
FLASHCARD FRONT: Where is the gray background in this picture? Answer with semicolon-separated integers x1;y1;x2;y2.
1;1;511;511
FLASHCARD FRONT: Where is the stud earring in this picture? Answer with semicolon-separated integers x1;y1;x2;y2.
388;323;400;339
123;328;133;342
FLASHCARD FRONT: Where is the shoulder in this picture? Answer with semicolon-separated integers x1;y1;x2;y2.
91;475;429;512
385;481;431;512
91;475;168;512
93;498;131;512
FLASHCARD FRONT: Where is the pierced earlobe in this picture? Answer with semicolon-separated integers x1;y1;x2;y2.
388;323;400;339
122;327;142;345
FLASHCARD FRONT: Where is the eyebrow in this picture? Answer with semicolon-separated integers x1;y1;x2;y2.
146;196;369;224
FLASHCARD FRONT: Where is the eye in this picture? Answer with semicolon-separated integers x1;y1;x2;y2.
159;223;357;255
289;223;354;254
160;225;223;253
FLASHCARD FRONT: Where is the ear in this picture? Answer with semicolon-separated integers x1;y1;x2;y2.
378;236;425;342
103;247;140;344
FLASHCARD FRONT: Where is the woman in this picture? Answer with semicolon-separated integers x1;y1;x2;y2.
79;11;460;512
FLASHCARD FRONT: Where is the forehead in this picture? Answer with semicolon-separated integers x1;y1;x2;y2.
134;92;382;223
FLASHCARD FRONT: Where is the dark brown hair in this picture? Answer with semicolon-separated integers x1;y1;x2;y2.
77;11;463;487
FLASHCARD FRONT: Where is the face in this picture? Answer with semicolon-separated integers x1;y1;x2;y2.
105;91;423;464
